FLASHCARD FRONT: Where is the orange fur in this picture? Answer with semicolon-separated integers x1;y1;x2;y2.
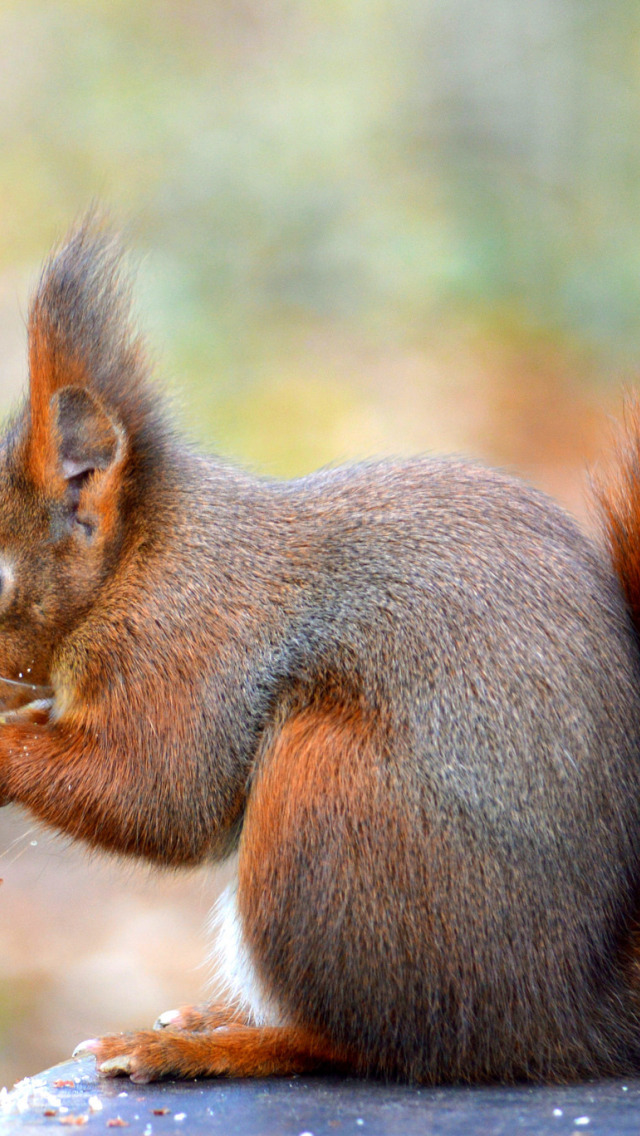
163;1003;249;1033
89;1024;346;1082
594;399;640;632
5;219;640;1084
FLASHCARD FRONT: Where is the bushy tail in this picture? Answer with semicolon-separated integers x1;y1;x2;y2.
594;401;640;634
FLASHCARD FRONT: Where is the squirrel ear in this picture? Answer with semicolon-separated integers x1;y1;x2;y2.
50;386;125;485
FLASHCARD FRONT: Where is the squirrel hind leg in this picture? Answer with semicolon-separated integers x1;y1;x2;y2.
236;703;394;1076
77;1026;346;1083
80;872;351;1082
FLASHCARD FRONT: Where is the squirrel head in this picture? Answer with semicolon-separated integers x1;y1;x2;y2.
0;388;126;698
0;216;165;700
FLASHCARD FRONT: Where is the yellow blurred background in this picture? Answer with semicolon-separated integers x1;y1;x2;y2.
0;0;639;1087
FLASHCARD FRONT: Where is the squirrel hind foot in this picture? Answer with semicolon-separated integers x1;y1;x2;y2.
154;1001;248;1033
80;1025;346;1082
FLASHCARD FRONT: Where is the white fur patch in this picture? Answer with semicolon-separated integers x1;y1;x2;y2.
207;881;285;1027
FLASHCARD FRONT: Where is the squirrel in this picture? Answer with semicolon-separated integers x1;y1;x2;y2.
2;216;640;1086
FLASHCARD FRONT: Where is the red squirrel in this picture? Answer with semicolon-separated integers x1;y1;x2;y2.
2;217;640;1085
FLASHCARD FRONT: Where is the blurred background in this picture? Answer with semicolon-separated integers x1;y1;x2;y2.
0;0;639;1088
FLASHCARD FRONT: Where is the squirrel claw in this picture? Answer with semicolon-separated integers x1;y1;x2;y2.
72;1038;100;1059
154;1009;180;1030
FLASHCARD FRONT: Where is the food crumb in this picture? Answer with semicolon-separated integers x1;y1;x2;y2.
58;1115;89;1127
107;1120;129;1129
152;1108;170;1115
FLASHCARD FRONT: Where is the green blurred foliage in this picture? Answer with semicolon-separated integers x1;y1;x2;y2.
1;0;639;475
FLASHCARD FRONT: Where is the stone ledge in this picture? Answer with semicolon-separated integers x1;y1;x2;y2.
2;1056;639;1135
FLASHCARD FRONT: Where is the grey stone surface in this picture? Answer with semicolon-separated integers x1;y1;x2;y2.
2;1056;640;1135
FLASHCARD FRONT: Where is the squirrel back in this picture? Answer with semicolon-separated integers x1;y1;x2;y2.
3;218;640;1084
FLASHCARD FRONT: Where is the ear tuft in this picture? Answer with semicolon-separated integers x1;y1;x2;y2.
51;386;123;483
26;215;168;489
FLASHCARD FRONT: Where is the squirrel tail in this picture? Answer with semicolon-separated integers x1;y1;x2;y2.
594;400;640;634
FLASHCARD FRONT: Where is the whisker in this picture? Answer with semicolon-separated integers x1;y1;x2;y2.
0;826;38;860
0;673;52;695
